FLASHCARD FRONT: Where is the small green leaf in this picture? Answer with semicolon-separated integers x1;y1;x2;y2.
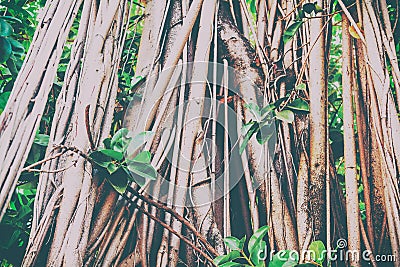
0;36;12;63
249;0;256;14
103;137;112;149
126;131;154;157
34;134;49;146
295;83;307;91
106;162;118;174
240;122;259;154
275;109;295;123
297;10;305;20
214;250;241;265
0;16;22;24
244;103;261;118
0;91;11;114
282;260;298;267
248;225;270;254
272;97;289;108
107;168;128;194
0;19;13;37
241;121;256;135
302;3;316;14
111;128;131;152
283;21;303;43
314;4;323;13
9;38;24;53
256;123;274;144
286;98;309;112
132;151;151;164
269;250;298;267
98;149;124;161
224;236;243;251
90;151;112;168
127;162;157;182
260;104;274;117
308;240;326;264
250;240;266;266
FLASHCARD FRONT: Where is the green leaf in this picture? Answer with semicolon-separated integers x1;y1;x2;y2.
0;19;13;37
240;122;259;154
308;240;326;264
107;168;128;194
272;97;289;109
103;137;112;149
0;36;12;63
90;151;112;168
98;149;124;161
16;205;32;221
256;123;274;144
314;4;323;13
223;236;243;251
241;121;256;136
286;98;309;112
106;162;118;174
9;38;24;53
132;151;151;164
0;91;11;114
214;250;241;265
295;83;307;91
111;128;131;152
296;10;305;20
0;16;22;24
260;104;274;117
34;134;49;146
244;103;261;118
283;21;303;43
302;3;316;14
248;225;270;254
249;0;256;15
269;250;298;267
218;262;242;267
282;260;298;267
275;109;295;123
127;162;157;183
6;55;18;77
250;240;266;266
126;131;154;157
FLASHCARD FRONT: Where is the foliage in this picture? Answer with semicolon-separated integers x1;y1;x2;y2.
0;0;45;93
89;129;157;194
0;132;48;267
283;3;323;43
214;225;269;267
240;91;309;154
0;2;145;265
113;8;144;131
215;226;327;267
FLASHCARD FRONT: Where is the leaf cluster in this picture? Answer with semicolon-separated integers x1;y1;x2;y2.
89;128;157;194
240;93;309;154
283;3;323;43
215;226;327;267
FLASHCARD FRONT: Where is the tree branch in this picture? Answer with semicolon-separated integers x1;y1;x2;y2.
125;187;219;257
133;202;217;266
